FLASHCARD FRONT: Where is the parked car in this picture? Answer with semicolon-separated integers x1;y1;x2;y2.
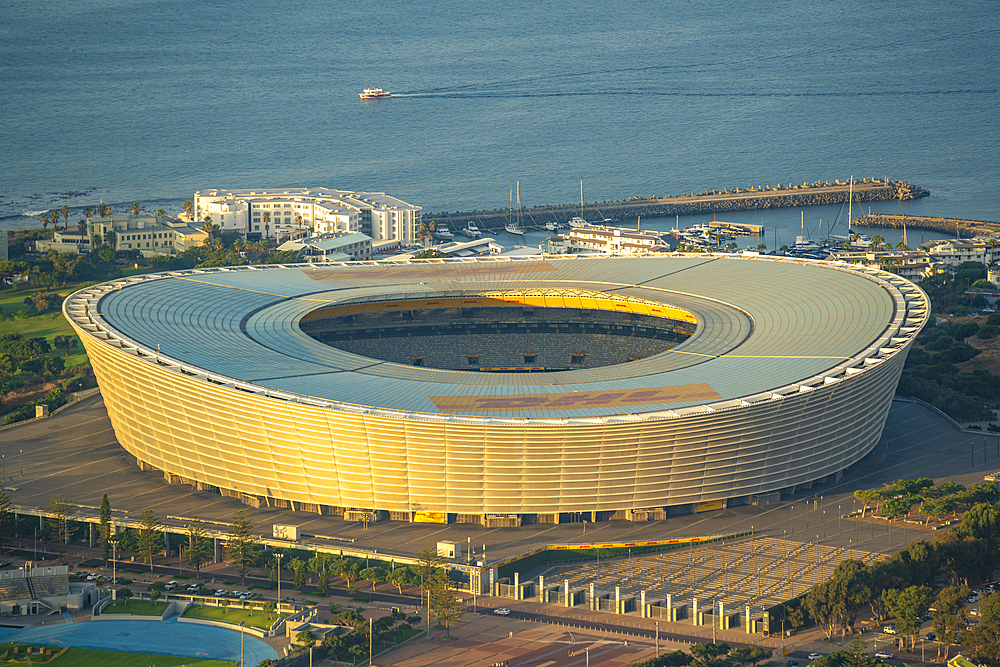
883;625;897;635
875;652;893;660
186;583;201;592
214;589;228;597
164;581;178;591
925;632;936;641
493;608;510;616
808;654;823;661
786;660;799;667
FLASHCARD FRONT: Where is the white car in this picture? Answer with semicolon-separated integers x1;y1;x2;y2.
164;581;178;591
883;625;897;635
493;607;510;616
875;652;893;660
808;654;823;661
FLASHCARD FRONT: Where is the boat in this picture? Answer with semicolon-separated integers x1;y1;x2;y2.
434;224;454;240
359;87;390;100
460;223;482;238
568;216;587;228
545;221;558;232
505;182;525;235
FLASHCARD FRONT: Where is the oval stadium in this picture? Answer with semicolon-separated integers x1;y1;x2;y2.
64;254;929;527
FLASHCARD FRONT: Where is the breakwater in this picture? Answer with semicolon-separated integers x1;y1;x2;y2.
853;213;1000;239
426;178;929;232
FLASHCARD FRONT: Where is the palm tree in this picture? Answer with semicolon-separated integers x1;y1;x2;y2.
263;212;270;240
130;202;140;217
295;214;303;238
201;221;213;238
40;212;49;231
61;205;70;229
183;200;193;220
870;234;884;250
156;208;166;220
51;210;61;231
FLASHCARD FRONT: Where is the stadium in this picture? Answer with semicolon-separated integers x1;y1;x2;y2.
64;254;928;527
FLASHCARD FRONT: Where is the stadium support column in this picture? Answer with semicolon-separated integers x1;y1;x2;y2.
746;605;752;634
565;579;571;608
514;572;520;600
615;586;621;614
589;582;595;610
164;531;170;557
692;597;698;625
214;537;224;563
641;590;647;617
539;575;544;603
89;523;94;548
666;593;673;621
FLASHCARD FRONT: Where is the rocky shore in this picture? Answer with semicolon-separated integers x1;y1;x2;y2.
853;213;1000;239
426;178;930;232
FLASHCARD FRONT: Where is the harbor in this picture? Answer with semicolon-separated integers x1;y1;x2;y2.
425;178;929;234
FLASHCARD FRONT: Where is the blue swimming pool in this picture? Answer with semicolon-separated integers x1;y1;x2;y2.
0;617;279;664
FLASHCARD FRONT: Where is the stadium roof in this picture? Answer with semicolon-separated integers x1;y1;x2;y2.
78;254;927;421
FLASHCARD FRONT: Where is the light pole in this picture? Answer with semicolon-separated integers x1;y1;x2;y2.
586;647;589;667
239;620;245;666
275;552;284;606
655;620;659;656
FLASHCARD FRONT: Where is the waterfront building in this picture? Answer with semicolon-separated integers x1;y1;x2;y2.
919;238;1000;268
826;249;945;281
193;188;422;244
35;230;93;255
87;214;208;258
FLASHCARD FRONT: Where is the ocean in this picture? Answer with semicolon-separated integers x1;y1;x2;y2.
1;0;997;246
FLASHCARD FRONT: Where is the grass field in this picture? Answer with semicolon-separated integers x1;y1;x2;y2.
0;644;234;667
101;599;169;616
183;604;287;630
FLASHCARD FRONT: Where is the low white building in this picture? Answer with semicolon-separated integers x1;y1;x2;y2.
546;223;678;255
919;238;999;268
35;230;92;255
277;232;373;262
194;188;422;244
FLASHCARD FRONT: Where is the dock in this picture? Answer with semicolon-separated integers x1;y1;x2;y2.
853;213;1000;239
427;178;929;234
709;221;763;236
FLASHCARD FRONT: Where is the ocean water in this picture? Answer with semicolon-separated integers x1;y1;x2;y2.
1;0;997;241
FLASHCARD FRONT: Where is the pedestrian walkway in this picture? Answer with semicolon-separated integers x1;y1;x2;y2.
0;617;277;664
541;536;883;610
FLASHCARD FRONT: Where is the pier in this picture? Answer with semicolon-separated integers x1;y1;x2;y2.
427;179;929;233
853;213;1000;239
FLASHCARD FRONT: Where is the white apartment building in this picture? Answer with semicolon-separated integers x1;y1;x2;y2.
919;238;1000;268
193;188;421;244
88;214;208;258
545;223;678;255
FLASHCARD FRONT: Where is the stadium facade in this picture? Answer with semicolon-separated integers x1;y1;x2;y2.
65;254;928;526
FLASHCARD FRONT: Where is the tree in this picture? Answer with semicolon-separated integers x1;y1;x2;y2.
690;643;733;667
117;587;133;604
390;567;410;595
805;580;839;639
185;518;212;578
99;493;112;562
0;488;13;546
882;585;933;651
183;200;193;220
966;589;1000;665
294;560;306;590
53;335;76;357
932;584;969;659
263;212;270;240
46;494;75;557
40;212;49;231
414;544;443;595
226;509;259;585
138;509;162;571
317;566;329;595
360;566;385;592
729;646;770;667
155;208;166;220
130;202;140;216
61;205;70;229
428;573;462;635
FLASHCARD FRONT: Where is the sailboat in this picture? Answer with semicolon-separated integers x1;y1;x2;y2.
505;182;525;235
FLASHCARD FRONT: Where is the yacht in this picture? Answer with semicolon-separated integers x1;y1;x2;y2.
460;223;482;238
359;87;390;99
434;225;454;240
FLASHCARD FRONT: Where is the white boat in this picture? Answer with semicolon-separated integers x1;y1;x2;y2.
460;223;482;238
434;225;454;240
545;221;558;232
359;87;390;99
505;181;525;235
568;216;587;228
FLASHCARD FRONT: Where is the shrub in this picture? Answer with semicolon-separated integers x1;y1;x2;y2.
977;324;999;339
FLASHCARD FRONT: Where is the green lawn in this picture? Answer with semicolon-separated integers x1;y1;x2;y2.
101;599;169;616
0;644;234;667
183;604;287;630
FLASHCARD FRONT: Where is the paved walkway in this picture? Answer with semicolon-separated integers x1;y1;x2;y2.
0;617;278;664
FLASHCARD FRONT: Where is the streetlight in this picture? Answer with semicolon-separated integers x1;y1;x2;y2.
275;552;284;606
655;620;659;656
239;620;245;666
586;647;589;667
